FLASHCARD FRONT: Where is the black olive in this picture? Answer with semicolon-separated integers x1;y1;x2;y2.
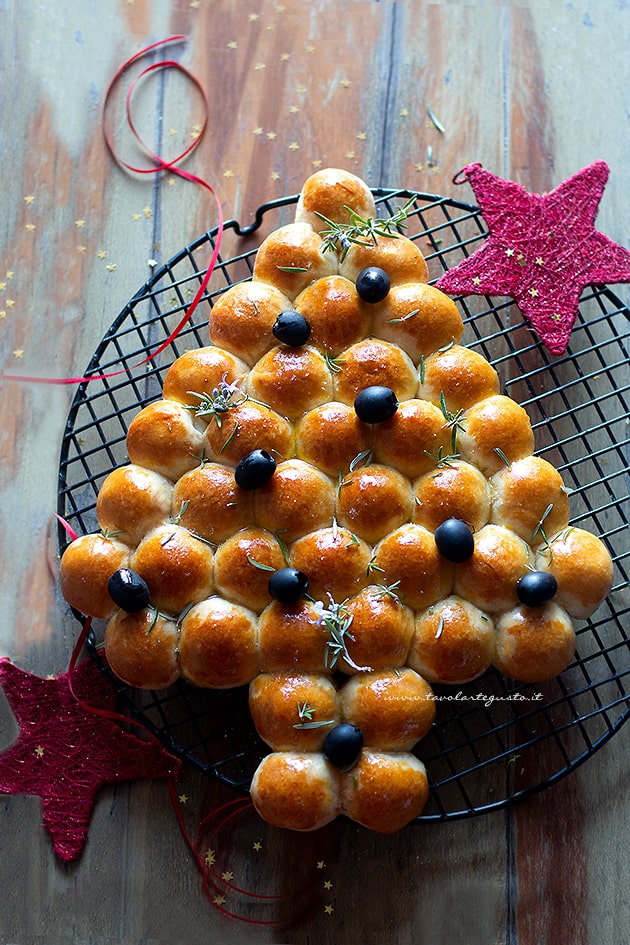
272;310;312;347
268;567;309;603
434;518;475;563
354;385;399;424
517;571;558;607
234;449;277;490
355;266;391;303
108;568;151;612
323;723;364;771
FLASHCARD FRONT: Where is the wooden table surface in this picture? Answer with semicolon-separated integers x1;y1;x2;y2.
1;1;629;943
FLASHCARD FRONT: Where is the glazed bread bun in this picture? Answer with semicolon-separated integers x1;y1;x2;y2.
412;460;491;533
161;345;248;407
130;524;215;616
104;609;180;690
295;166;376;230
418;344;501;412
457;395;535;476
340;751;429;832
125;400;203;482
493;602;576;682
59;532;131;619
294;276;370;354
250;752;341;831
178;596;259;688
371;283;464;363
258;600;329;673
295;401;372;476
96;464;174;547
339;233;429;287
339;585;415;673
337;463;413;544
249;672;339;751
535;527;614;619
172;463;254;544
453;524;532;614
408;596;495;685
209;281;293;364
372;523;453;610
254;459;336;542
373;399;452;479
252;222;337;300
246;345;333;419
203;399;294;466
332;338;418;405
213;527;285;612
490;455;570;544
289;526;372;602
339;668;435;751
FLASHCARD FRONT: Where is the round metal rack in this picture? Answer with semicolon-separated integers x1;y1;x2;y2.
57;188;630;822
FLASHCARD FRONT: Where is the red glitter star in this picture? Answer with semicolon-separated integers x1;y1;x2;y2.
436;160;630;354
0;656;181;861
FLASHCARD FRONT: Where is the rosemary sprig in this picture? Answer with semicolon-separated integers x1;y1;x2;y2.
531;503;555;560
388;308;419;324
424;446;460;469
246;556;276;572
372;581;403;604
293;702;335;730
185;377;246;426
172;499;190;525
315;196;417;262
274;530;291;566
324;351;345;374
349;448;374;472
439;391;466;453
494;447;512;469
314;594;372;672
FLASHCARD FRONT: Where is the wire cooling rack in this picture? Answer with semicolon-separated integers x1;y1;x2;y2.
57;189;630;822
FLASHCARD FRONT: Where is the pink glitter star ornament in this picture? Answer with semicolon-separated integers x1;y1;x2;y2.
0;656;181;861
436;160;630;354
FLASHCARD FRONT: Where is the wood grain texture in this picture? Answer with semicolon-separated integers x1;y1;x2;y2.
1;0;629;943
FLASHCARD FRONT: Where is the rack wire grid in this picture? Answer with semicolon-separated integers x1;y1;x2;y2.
57;188;630;823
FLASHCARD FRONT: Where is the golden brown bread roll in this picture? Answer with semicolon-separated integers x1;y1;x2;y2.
59;533;132;619
252;222;337;299
258;600;329;673
408;595;495;684
295;167;376;231
250;752;341;831
104;608;180;690
178;596;259;688
289;525;372;602
339;233;429;287
208;281;293;364
254;459;336;542
371;523;453;610
125;400;203;482
246;345;333;419
172;463;254;544
295;402;373;476
203;399;294;466
249;673;339;751
373;399;452;479
339;669;435;751
340;751;429;832
337;463;412;544
96;464;174;547
453;524;532;614
294;276;370;353
332;338;418;405
161;346;248;407
130;524;215;616
457;395;535;476
493;602;576;682
371;282;464;363
412;459;491;533
535;527;614;619
213;526;286;612
417;343;501;412
337;585;414;673
490;455;570;544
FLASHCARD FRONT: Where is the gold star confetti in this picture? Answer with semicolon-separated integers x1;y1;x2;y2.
296;84;307;94
506;248;515;257
190;0;201;6
213;895;226;906
5;299;15;308
252;840;263;852
77;245;87;253
248;12;259;21
289;105;299;114
312;160;323;168
400;108;409;117
0;311;6;319
75;219;85;228
280;53;290;61
13;349;24;358
106;263;117;272
254;62;266;71
24;194;35;204
223;170;234;179
345;150;355;159
25;223;36;231
97;250;107;259
178;794;188;804
143;206;152;218
324;904;334;915
414;163;423;171
356;132;367;141
167;176;177;185
132;213;141;221
205;848;216;867
472;276;481;285
340;78;351;88
324;880;333;890
271;172;280;180
529;287;539;297
253;127;264;135
221;871;234;881
0;282;5;290
276;3;286;10
266;131;277;140
536;256;544;265
227;40;238;50
305;45;315;53
34;746;45;757
289;141;299;151
317;860;326;869
6;271;13;279
168;128;178;136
